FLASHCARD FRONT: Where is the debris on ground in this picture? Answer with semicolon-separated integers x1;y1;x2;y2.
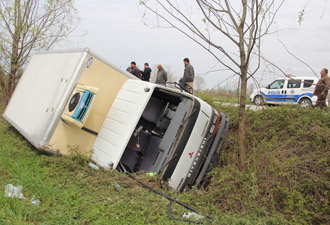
146;172;157;176
88;162;99;171
31;196;41;206
114;182;121;189
4;184;25;199
182;212;204;220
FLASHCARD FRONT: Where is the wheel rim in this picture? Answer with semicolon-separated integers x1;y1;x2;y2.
255;96;263;105
300;99;311;107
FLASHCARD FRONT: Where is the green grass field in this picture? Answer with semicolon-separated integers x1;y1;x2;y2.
0;118;189;224
1;101;329;224
0;107;234;225
195;92;253;105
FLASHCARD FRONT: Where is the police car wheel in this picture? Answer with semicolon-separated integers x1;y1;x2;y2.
254;95;263;106
299;98;312;107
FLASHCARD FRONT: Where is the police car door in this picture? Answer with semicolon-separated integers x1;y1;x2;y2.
285;79;301;103
265;79;286;104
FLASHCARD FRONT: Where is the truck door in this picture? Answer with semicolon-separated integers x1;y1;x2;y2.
91;80;153;170
264;79;286;103
285;79;301;103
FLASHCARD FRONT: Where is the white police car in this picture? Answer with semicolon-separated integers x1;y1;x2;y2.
250;76;327;107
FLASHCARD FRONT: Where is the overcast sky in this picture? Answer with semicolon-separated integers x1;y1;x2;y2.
67;0;330;90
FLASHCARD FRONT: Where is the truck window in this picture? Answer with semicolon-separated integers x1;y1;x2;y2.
287;79;301;88
269;80;285;89
303;80;314;88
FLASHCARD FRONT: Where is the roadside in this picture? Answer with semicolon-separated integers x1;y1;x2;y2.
213;102;265;111
195;92;253;106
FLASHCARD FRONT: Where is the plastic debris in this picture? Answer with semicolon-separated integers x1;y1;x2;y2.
88;162;99;170
146;172;157;176
182;212;204;220
114;182;121;189
31;196;41;206
4;184;25;199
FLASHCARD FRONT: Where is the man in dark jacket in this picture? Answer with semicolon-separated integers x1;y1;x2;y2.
182;58;194;94
313;68;330;108
141;63;152;82
129;61;142;79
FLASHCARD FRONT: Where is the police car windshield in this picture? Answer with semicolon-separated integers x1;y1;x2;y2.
268;80;284;89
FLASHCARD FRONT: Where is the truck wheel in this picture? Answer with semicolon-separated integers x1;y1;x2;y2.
299;98;312;107
254;95;264;106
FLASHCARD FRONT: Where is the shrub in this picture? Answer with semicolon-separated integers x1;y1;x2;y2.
203;105;330;224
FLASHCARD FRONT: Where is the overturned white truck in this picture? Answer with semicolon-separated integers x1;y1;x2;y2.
3;48;229;192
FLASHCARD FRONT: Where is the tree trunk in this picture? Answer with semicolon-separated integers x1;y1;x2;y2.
6;0;20;105
238;2;248;171
238;68;247;171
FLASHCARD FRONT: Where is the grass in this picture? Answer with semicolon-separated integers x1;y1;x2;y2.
208;104;330;225
0;108;218;225
195;91;253;105
0;122;181;224
1;101;330;224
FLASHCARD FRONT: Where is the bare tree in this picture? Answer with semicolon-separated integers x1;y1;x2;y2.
0;0;78;104
298;0;327;24
164;65;177;83
140;0;283;170
194;76;205;91
247;83;255;96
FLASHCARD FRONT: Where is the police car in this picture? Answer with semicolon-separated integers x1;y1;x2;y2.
250;76;327;107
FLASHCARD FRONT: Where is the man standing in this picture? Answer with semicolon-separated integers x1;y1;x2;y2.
129;61;142;79
156;64;167;86
313;68;330;108
141;63;152;82
182;58;194;94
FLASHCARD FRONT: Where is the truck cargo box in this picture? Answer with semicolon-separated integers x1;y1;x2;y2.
3;48;136;156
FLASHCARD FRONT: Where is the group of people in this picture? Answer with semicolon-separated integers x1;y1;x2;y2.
314;68;330;109
125;62;330;107
126;58;195;94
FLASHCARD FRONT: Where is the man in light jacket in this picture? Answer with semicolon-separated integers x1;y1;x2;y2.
182;58;194;94
313;68;330;109
156;64;167;86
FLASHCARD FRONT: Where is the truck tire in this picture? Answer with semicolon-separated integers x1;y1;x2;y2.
299;98;312;107
254;95;264;106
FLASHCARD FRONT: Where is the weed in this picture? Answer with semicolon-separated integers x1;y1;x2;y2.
1;101;329;224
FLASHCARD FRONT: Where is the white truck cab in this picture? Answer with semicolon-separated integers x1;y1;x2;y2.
250;76;326;107
3;48;229;192
94;79;229;191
